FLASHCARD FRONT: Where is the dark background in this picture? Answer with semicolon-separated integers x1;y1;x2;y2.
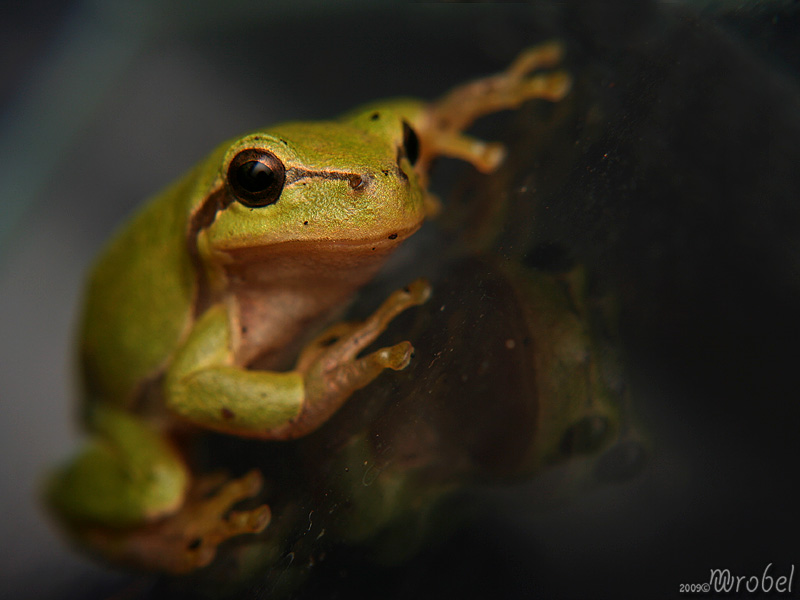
1;1;798;598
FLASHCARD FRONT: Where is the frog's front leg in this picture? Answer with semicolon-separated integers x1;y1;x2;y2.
416;41;572;176
165;279;431;440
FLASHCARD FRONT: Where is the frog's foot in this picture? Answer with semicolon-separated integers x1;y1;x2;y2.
82;470;270;574
299;278;431;371
419;40;572;174
270;279;431;438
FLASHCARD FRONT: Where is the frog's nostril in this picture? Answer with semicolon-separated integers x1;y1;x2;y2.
348;174;367;190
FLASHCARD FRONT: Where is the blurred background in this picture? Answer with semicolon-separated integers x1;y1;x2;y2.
2;1;799;598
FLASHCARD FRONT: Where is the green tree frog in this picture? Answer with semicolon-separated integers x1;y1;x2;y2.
46;43;571;574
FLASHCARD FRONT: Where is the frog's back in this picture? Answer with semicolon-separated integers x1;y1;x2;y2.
79;168;204;409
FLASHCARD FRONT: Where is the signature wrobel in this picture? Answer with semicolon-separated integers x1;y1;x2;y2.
681;563;795;594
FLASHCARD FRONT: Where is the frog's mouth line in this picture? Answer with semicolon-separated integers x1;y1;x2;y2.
226;223;422;257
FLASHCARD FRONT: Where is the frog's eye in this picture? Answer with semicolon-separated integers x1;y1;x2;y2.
401;121;420;166
227;149;286;207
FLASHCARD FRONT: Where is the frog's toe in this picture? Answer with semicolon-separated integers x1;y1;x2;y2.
404;278;432;305
545;70;572;98
475;142;506;173
174;502;270;572
180;542;217;571
227;503;272;534
377;341;414;371
194;470;270;536
237;468;265;497
159;471;271;572
521;70;573;102
511;41;564;75
334;341;414;389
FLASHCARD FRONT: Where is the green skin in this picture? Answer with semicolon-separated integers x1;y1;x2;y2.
53;101;434;524
46;43;574;574
82;104;434;438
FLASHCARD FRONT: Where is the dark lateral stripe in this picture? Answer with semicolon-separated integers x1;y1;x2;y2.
285;167;366;190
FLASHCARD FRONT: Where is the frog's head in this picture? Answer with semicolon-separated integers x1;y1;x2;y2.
195;100;432;268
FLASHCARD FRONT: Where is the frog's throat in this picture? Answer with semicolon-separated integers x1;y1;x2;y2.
216;222;422;268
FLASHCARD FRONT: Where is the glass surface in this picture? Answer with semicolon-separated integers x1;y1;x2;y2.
1;1;798;598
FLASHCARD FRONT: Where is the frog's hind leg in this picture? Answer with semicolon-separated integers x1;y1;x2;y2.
46;406;190;527
79;470;271;573
46;407;270;573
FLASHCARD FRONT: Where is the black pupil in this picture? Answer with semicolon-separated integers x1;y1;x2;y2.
228;149;285;207
237;160;275;193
